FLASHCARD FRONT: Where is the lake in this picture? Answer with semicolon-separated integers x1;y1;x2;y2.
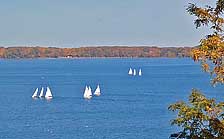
0;58;223;139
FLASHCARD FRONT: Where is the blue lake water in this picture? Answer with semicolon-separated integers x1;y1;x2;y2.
0;58;223;139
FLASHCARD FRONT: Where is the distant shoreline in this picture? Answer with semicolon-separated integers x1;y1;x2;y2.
0;57;191;60
0;46;192;59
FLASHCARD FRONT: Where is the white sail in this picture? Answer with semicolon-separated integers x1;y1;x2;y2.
45;87;53;99
83;86;92;99
94;85;101;96
128;68;133;75
32;88;39;98
139;69;142;76
39;87;44;98
88;86;92;96
83;86;89;98
133;69;136;76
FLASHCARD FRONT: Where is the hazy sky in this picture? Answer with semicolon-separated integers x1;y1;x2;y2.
0;0;214;47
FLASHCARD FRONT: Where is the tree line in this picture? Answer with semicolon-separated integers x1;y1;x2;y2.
0;46;192;58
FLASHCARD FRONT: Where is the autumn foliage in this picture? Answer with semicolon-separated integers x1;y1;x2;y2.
169;89;224;138
169;1;224;138
189;0;224;85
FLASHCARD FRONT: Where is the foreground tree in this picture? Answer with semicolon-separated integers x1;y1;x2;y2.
169;89;224;138
169;1;224;138
189;0;224;85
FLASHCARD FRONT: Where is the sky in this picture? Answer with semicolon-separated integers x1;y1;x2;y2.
0;0;215;47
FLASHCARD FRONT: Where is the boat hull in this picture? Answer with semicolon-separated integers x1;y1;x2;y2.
32;96;38;99
45;96;53;100
94;93;100;96
84;95;92;99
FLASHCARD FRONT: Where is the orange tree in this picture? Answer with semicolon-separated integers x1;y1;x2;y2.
190;0;224;85
169;1;224;138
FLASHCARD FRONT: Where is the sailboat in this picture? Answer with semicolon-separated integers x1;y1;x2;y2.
88;86;92;99
32;88;39;98
139;69;142;76
83;86;89;99
94;85;101;96
133;69;136;76
45;87;53;99
128;68;133;75
83;86;92;99
39;87;44;98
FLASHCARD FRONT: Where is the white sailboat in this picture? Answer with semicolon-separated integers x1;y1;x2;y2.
139;69;142;76
83;86;89;99
88;86;92;98
133;69;136;76
94;85;101;96
39;87;44;98
45;87;53;99
32;88;39;98
128;68;133;75
83;86;92;99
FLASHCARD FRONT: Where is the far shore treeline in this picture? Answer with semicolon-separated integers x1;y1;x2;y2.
0;46;192;58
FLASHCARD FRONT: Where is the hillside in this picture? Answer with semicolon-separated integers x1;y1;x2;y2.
0;46;192;58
